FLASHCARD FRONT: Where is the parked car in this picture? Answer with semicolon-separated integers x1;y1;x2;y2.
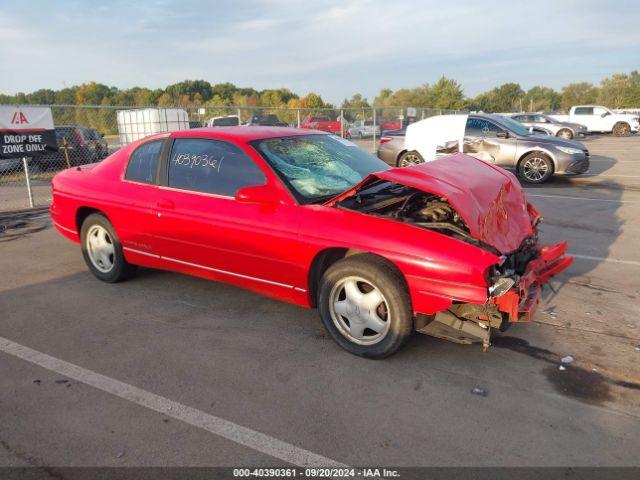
0;157;22;174
348;120;380;139
206;115;240;127
550;105;640;136
50;127;571;358
300;115;342;135
378;114;590;184
245;114;288;127
509;113;587;139
37;125;108;169
377;117;402;131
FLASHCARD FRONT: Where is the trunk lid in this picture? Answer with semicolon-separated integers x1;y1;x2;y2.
358;154;534;254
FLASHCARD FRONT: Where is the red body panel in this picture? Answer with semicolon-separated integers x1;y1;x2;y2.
50;127;571;323
299;115;342;134
374;154;534;254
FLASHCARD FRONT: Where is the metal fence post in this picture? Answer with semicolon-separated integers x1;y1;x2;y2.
237;107;242;123
22;157;34;208
340;109;344;138
297;109;301;128
372;108;376;153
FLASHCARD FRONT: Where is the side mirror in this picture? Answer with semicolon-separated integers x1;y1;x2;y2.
236;184;278;206
496;130;509;139
601;112;610;118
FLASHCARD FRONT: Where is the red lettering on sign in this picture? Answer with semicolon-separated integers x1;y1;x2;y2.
11;112;29;124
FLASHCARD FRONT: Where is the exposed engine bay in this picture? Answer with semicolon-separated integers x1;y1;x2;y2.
337;179;485;249
337;178;545;349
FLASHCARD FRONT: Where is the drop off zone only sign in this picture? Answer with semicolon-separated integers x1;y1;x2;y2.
0;106;58;158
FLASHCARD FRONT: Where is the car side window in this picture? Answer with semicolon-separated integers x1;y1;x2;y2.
513;115;525;122
465;118;501;137
168;138;266;196
125;140;163;184
574;107;594;115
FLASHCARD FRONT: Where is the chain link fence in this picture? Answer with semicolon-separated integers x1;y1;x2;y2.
0;104;457;213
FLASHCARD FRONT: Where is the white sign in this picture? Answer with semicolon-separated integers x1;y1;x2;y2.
0;106;57;158
406;107;417;118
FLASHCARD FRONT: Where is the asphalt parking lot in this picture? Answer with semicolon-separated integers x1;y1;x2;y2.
1;135;639;472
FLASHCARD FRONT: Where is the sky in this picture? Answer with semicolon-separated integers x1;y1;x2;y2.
1;0;639;103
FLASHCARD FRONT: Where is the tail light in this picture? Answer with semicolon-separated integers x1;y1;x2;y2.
379;136;393;145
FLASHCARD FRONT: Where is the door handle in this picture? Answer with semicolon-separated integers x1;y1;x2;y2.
157;199;175;209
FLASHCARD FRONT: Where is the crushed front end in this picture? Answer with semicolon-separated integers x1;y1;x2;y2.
332;155;574;349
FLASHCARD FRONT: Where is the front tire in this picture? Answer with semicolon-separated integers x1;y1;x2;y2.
80;213;137;283
398;150;424;168
318;254;413;358
518;152;554;184
612;122;631;137
556;128;573;139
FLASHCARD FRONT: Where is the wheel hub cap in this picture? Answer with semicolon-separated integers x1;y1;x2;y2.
86;225;115;273
329;277;390;345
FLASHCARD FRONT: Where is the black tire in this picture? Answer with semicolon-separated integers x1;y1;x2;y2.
518;152;554;184
556;128;573;139
397;150;424;168
612;122;631;137
80;213;137;283
318;254;413;359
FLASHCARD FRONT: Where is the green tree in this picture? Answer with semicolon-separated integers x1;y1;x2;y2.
560;82;598;111
597;72;640;108
164;80;213;103
430;77;465;110
522;86;560;112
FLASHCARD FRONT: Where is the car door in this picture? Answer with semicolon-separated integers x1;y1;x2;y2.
117;138;166;259
463;117;516;167
592;106;612;131
152;137;305;299
572;107;595;131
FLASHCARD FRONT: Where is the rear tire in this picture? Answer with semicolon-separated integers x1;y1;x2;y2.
318;254;413;358
518;152;554;184
80;213;137;283
612;122;631;137
556;128;573;139
398;150;424;168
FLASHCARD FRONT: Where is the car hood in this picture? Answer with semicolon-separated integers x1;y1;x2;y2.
334;153;535;254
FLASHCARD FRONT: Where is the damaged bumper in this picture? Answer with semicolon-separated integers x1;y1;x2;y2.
491;241;573;323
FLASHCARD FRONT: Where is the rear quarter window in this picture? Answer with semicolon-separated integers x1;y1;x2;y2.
125;140;163;184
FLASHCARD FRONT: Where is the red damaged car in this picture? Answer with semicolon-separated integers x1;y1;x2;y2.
50;127;572;358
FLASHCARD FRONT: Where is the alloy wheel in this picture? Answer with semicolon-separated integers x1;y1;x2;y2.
522;156;549;182
400;153;423;167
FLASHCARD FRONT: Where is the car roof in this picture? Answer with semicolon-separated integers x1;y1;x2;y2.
171;126;326;142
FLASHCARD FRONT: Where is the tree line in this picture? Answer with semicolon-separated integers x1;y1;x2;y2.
2;71;639;113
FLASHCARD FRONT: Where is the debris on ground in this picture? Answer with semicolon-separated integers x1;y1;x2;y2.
33;379;40;385
635;345;640;352
55;379;69;384
561;355;574;364
559;365;566;371
471;387;488;397
116;451;125;458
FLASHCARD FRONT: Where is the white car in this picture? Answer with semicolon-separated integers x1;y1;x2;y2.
550;105;639;136
347;120;380;139
508;113;588;139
